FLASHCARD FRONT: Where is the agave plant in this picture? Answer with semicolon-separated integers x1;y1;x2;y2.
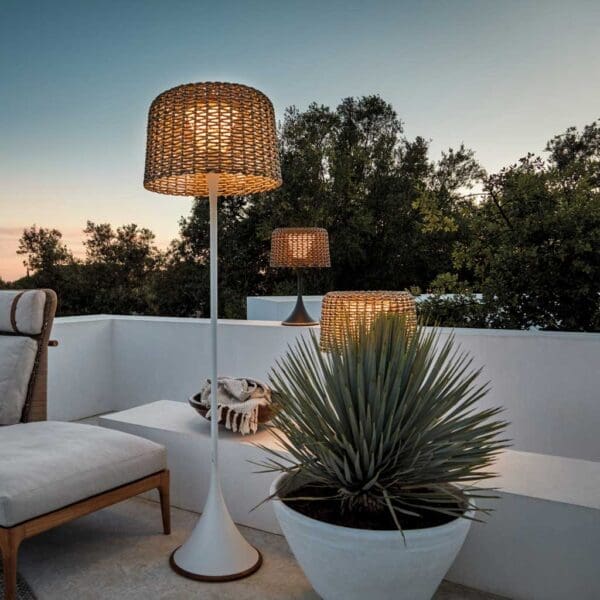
259;314;509;528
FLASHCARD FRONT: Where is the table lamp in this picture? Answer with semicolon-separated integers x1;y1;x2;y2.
144;82;281;581
270;227;330;325
320;291;417;352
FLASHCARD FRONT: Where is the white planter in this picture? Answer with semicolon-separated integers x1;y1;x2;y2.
270;474;472;600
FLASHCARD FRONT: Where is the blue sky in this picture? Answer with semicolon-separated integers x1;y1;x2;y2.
1;0;599;279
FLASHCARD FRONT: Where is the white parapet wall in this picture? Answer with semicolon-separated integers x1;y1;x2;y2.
47;315;600;600
47;316;113;421
49;315;600;461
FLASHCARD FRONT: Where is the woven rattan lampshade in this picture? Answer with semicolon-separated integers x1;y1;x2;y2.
270;228;331;269
320;291;417;352
144;82;281;197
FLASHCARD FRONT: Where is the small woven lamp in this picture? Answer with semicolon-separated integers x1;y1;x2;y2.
270;227;330;326
144;82;281;582
320;291;417;352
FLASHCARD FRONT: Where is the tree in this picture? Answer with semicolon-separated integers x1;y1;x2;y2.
167;194;267;318
15;226;76;310
81;221;163;314
412;145;485;286
454;121;600;331
17;226;72;274
13;222;165;315
172;95;483;317
546;120;600;188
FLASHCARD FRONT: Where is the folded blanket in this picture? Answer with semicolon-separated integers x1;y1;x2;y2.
197;377;272;435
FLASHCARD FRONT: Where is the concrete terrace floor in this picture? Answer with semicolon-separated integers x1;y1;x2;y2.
16;497;507;600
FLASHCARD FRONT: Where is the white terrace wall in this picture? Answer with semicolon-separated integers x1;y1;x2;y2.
48;316;600;462
47;316;113;421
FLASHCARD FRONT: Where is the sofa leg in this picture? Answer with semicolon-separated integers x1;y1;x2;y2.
158;470;171;535
0;527;23;600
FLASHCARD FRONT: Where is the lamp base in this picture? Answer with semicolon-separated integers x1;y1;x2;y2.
282;293;318;326
169;463;262;581
170;547;262;582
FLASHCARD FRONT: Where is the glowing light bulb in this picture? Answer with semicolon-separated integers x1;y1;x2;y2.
185;100;238;154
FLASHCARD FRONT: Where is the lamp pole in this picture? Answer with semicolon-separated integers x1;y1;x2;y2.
170;173;263;580
208;173;219;480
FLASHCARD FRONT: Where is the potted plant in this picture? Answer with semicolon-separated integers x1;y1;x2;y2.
259;315;508;600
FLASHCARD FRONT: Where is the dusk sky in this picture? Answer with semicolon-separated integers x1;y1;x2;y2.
1;0;599;280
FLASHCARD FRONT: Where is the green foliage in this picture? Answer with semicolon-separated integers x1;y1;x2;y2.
80;221;161;314
17;226;73;273
417;275;489;329
428;272;471;294
171;96;483;317
454;122;600;331
152;257;208;318
14;226;75;312
259;315;509;527
417;295;490;329
167;195;268;318
14;221;162;315
546;120;600;187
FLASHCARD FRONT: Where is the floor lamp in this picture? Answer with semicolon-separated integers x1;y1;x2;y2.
143;82;281;580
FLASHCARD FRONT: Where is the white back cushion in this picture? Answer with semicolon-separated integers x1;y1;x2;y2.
0;336;38;425
0;290;46;335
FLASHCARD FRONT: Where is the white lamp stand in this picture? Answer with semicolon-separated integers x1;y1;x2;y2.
170;173;262;580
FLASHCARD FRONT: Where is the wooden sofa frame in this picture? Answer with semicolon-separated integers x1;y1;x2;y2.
0;290;170;600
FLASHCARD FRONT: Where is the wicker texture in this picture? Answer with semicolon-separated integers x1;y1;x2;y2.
144;82;281;197
270;228;331;268
320;291;417;352
23;289;56;422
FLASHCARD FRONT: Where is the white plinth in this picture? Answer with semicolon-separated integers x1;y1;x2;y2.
448;451;600;600
99;400;288;534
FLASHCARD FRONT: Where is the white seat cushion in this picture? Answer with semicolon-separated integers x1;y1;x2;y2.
0;336;38;425
0;290;46;335
0;421;166;527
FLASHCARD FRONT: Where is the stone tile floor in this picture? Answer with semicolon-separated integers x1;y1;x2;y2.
18;497;507;599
